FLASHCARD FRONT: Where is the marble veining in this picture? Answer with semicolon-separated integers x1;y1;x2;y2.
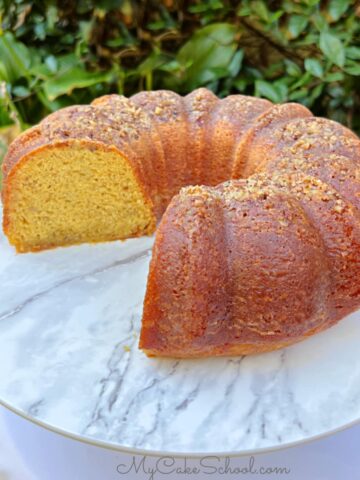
0;207;360;454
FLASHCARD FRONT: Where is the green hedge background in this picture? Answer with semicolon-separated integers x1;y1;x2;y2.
0;0;359;150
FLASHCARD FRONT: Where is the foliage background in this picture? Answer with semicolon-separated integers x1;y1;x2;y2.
0;0;359;164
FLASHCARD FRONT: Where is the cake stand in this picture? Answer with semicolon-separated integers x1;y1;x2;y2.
0;208;360;457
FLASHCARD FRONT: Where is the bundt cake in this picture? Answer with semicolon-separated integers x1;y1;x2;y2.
2;89;360;358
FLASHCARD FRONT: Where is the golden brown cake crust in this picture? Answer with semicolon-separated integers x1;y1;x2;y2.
201;95;272;185
138;93;360;358
131;90;190;203
183;88;219;186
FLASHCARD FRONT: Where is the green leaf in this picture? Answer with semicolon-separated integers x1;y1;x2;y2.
106;37;127;47
344;62;360;76
284;59;302;76
287;15;308;38
147;20;167;31
296;32;318;46
158;60;181;73
0;32;30;83
309;83;324;102
136;52;167;75
269;10;284;23
303;0;321;6
78;20;94;43
29;63;54;79
12;85;30;97
46;5;59;31
0;63;8;82
289;89;308;101
29;53;78;80
327;85;344;98
60;33;74;45
244;66;263;79
189;1;223;13
304;58;323;78
34;22;46;41
255;79;288;103
319;31;345;67
252;1;270;22
42;68;113;100
233;78;247;91
291;71;312;89
324;71;344;82
210;67;230;78
176;23;238;90
228;50;244;77
346;47;360;60
328;0;350;21
312;12;328;31
45;55;58;74
237;5;251;16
